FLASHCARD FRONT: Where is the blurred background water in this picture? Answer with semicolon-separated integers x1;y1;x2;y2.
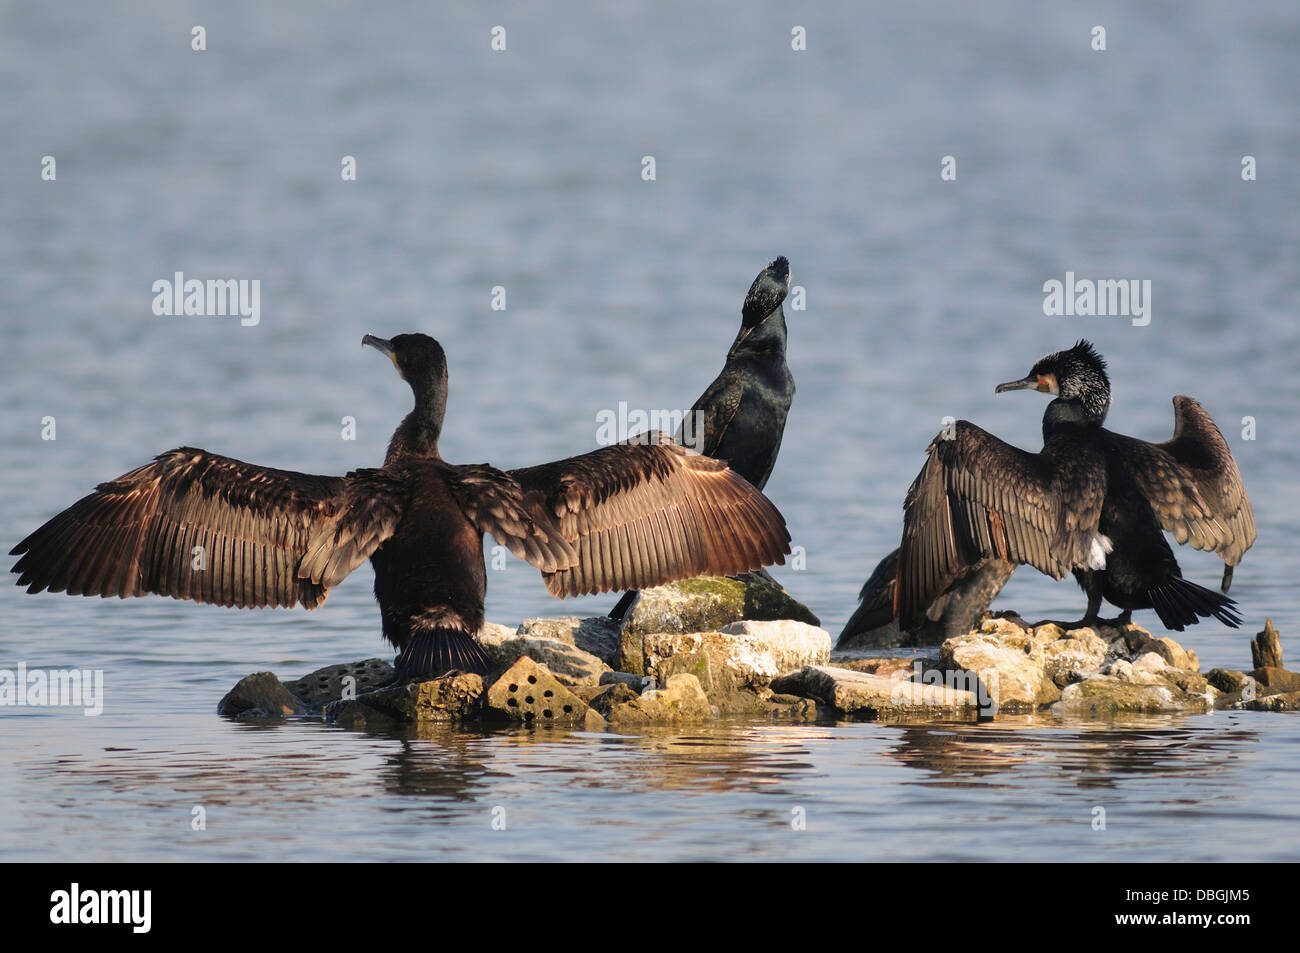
1;0;1297;861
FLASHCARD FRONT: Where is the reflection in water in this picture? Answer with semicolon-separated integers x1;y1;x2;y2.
884;717;1260;790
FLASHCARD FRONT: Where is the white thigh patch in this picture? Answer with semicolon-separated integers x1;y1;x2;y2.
1087;534;1113;570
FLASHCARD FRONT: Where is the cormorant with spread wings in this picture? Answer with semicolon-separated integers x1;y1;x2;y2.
894;340;1254;632
11;333;790;681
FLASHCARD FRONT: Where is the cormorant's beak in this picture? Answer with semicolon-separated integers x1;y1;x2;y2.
362;335;402;376
995;372;1057;395
362;334;394;357
995;374;1037;394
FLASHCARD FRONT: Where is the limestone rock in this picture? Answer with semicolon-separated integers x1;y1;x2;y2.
485;636;610;686
1235;690;1300;712
282;658;395;711
939;623;1062;712
598;671;649;690
588;674;715;725
474;622;517;651
775;665;979;722
325;673;484;727
1207;668;1249;693
1249;667;1300;693
219;673;306;718
639;674;715;722
516;616;622;665
643;630;778;714
718;620;831;672
485;657;606;730
1042;630;1110;687
1056;674;1211;716
622;576;819;644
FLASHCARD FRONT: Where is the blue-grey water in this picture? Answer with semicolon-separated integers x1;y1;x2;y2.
2;1;1298;861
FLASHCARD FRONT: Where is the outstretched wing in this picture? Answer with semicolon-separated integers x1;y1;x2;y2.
1103;396;1256;580
895;422;1103;628
10;448;404;609
504;433;790;597
442;462;575;573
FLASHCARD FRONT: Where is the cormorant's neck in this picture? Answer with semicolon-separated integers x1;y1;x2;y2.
727;307;788;362
386;373;446;463
1042;394;1108;439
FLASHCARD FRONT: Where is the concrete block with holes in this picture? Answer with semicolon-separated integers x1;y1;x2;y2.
485;656;606;730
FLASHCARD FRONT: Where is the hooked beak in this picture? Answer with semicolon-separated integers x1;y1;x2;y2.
363;334;402;377
995;372;1057;395
995;374;1038;394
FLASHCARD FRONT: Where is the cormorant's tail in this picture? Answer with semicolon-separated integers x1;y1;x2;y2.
395;629;491;682
1148;577;1242;631
1221;564;1234;594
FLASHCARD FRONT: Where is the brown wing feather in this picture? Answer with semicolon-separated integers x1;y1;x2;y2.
895;423;1103;629
1102;396;1256;568
442;463;576;573
10;448;403;609
506;432;790;597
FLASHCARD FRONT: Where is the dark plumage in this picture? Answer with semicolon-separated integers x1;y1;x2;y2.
892;340;1255;632
838;549;1013;647
609;256;795;621
10;333;791;682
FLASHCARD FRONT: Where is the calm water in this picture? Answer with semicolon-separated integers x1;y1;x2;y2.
2;1;1298;861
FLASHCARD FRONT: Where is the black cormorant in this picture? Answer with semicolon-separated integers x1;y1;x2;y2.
609;255;795;621
837;549;1013;647
893;340;1255;632
10;333;791;681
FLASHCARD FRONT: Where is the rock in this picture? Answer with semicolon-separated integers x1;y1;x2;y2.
599;671;649;690
1043;630;1110;687
1135;634;1200;672
939;623;1062;712
325;673;483;727
219;673;306;718
282;658;395;711
643;630;778;714
640;674;715;722
1056;675;1211;716
1249;667;1300;693
485;636;610;687
474;622;517;651
765;694;821;721
1207;668;1249;693
1251;619;1284;670
718;620;831;672
775;665;980;722
1235;690;1300;712
621;576;819;655
516;616;622;665
637;622;830;713
831;657;926;679
588;674;715;725
485;657;606;730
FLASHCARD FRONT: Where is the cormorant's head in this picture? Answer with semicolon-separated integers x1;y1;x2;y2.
995;339;1110;421
740;256;791;330
363;333;447;386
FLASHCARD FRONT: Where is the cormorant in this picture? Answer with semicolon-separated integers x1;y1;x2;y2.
10;333;791;682
893;340;1255;632
609;255;795;621
837;549;1013;648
